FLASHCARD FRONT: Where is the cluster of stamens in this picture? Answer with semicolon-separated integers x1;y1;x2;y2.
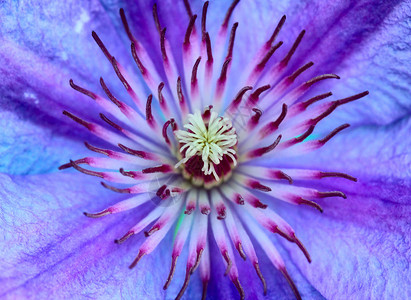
175;108;238;187
60;1;368;299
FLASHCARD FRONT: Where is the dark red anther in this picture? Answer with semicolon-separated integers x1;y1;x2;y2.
184;15;197;46
92;31;112;61
236;194;245;205
152;3;162;34
190;249;204;274
118;144;146;158
318;191;347;199
63;111;93;130
280;267;302;300
131;43;146;75
287;61;314;82
69;79;96;100
111;57;131;91
231;86;253;107
129;251;145;269
119;168;136;178
119;8;138;45
320;172;357;182
183;0;193;18
222;0;240;29
217;206;226;220
100;77;122;108
335;91;369;106
146;94;154;122
144;225;159;237
250;135;282;157
305;74;340;88
270;103;288;131
271;170;293;184
163;256;178;290
249;180;272;192
219;58;232;83
249;84;270;104
176;269;192;300
201;207;210;215
297;198;323;213
162;120;172;145
235;242;246;260
83;209;111;219
170;118;178;131
191;56;202;84
255;200;268;209
204;32;213;62
222;250;232;276
253;263;267;295
158;82;166;104
280;30;305;67
267;15;286;46
101;181;131;194
201;281;208;300
251;108;263;124
142;164;172;174
257;41;283;70
225;22;238;60
160;28;168;61
291;233;312;263
84;142;111;156
114;230;134;244
201;1;209;40
69;159;93;175
233;278;245;300
294;125;315;143
319;124;350;145
177;76;185;104
100;113;123;132
156;185;167;197
310;102;338;125
202;105;213;121
301;92;333;109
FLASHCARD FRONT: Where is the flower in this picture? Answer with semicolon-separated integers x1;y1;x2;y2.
0;1;410;300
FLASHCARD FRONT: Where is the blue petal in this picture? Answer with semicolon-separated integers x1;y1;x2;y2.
0;172;170;299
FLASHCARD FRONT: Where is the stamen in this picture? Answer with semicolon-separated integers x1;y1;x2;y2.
222;0;240;29
297;198;323;213
280;30;305;67
204;32;213;62
256;41;283;70
92;31;112;61
119;8;138;45
248;84;271;104
225;22;239;60
152;3;162;34
319;124;350;145
248;135;282;158
254;263;267;295
69;79;96;100
267;15;286;46
287;61;314;82
229;86;253;110
320;172;357;182
184;15;197;46
280;267;302;300
201;1;209;40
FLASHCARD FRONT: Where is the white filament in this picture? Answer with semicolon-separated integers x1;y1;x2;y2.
175;110;238;180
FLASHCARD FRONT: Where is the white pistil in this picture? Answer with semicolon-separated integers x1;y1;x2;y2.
175;110;238;180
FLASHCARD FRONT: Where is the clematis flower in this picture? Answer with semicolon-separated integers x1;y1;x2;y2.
0;0;409;299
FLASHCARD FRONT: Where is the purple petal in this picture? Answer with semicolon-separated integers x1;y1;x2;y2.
275;175;410;299
0;172;171;299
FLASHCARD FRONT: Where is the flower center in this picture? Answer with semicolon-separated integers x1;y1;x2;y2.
175;107;237;188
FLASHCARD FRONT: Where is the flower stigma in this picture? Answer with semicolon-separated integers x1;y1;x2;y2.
175;108;238;188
